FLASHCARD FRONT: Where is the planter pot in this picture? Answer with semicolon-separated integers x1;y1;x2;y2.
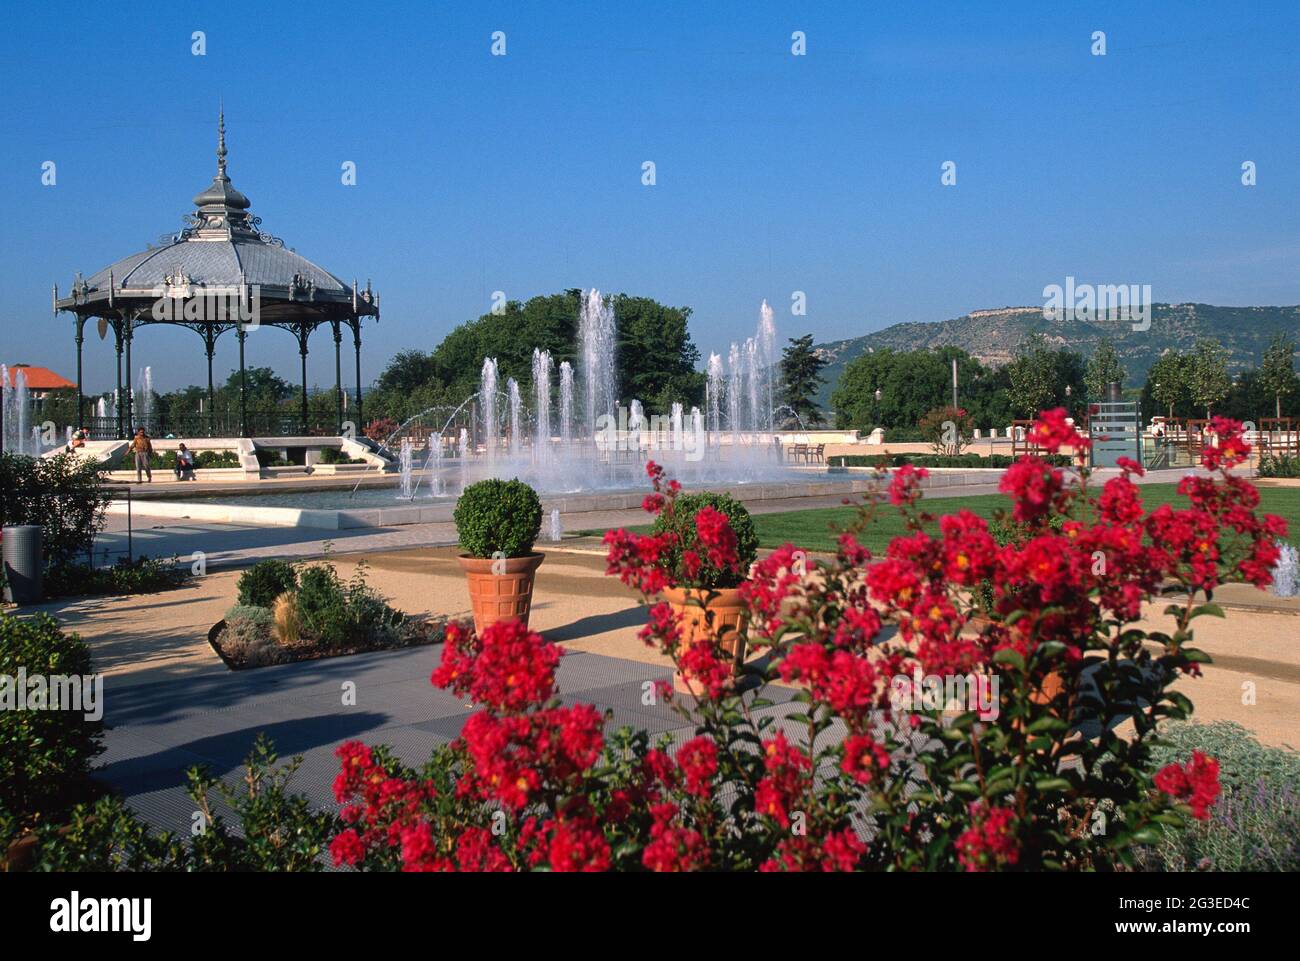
458;552;545;634
4;818;92;872
661;586;749;694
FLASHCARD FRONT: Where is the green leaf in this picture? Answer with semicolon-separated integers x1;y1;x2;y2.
992;649;1025;670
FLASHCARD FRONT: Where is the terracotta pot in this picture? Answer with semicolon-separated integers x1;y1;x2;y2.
661;586;749;694
458;552;545;634
5;818;89;872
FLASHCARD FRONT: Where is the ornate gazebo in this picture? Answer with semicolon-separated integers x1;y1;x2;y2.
54;111;379;439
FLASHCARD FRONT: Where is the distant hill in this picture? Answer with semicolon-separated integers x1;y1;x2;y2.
812;303;1300;410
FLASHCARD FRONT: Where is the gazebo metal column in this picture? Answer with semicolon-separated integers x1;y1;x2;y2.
351;317;363;428
204;326;218;437
332;320;343;435
297;322;311;436
237;321;248;438
73;314;86;431
114;321;124;439
123;315;134;432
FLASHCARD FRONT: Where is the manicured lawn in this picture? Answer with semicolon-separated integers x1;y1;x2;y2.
750;483;1300;553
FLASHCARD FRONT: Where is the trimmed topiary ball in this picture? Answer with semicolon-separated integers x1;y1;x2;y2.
649;490;758;589
454;478;543;558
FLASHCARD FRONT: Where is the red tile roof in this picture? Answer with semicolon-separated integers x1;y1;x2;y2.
4;365;75;390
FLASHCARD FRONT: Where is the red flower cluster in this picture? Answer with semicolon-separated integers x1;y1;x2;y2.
695;505;740;572
603;527;678;595
740;544;809;641
1201;417;1250;470
999;457;1067;523
954;802;1020;872
458;705;604;809
643;803;710;871
675;736;719;798
1028;406;1090;453
888;463;929;508
754;733;811;829
330;740;437;870
1154;750;1221;820
431;619;560;713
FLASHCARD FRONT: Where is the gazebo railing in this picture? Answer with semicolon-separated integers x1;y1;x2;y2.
84;411;341;440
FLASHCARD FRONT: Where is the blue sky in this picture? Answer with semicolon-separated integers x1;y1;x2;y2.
2;0;1298;393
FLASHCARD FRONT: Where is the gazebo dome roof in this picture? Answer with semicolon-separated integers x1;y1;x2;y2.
57;109;377;319
85;233;349;295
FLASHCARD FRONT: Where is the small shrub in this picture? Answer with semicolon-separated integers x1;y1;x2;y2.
224;603;273;628
1136;722;1300;872
220;614;286;668
918;405;974;456
30;735;339;871
648;490;758;590
298;564;350;647
43;555;186;599
319;448;365;465
454;478;542;558
0;451;112;566
221;605;280;667
1258;454;1300;478
236;559;298;608
272;592;302;646
363;418;398;443
0;613;104;842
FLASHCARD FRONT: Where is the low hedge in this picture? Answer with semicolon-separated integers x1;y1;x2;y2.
1259;455;1300;478
43;555;187;599
146;450;241;469
319;448;366;465
832;452;1074;469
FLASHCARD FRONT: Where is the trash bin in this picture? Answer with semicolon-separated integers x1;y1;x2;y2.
2;525;43;605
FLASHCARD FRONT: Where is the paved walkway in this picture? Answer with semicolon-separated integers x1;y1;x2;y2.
63;548;798;836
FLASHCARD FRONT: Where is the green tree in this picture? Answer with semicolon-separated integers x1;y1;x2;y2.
1006;334;1083;418
1187;338;1230;418
365;291;703;424
221;367;294;410
1084;338;1125;400
1145;350;1190;419
831;347;1012;434
1257;333;1298;419
778;334;828;425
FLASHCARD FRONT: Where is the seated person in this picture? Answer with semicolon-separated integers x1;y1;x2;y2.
174;443;196;481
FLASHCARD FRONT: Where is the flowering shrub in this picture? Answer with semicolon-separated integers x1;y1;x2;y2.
643;487;758;590
918;405;973;456
331;412;1284;871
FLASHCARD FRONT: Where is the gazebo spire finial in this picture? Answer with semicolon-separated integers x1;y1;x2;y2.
217;101;228;177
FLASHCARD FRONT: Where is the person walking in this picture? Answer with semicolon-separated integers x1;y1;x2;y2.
174;442;195;481
131;428;153;483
